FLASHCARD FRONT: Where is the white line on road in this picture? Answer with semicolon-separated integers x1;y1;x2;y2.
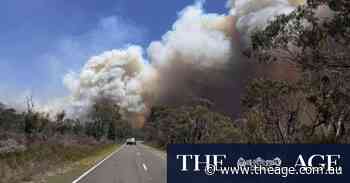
72;144;125;183
142;163;148;171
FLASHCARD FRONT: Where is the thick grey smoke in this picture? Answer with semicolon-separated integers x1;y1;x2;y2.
39;0;306;120
144;0;304;116
146;2;239;111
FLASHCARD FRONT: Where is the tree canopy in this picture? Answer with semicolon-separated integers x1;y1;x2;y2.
243;0;350;143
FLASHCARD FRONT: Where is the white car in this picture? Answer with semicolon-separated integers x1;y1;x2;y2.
126;138;136;145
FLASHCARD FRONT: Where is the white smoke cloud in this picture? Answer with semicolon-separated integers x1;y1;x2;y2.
37;15;147;101
40;46;158;118
1;15;147;115
227;0;300;35
38;0;308;119
148;1;232;68
47;1;237;118
68;45;157;114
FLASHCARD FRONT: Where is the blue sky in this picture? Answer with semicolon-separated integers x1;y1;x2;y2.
0;0;228;102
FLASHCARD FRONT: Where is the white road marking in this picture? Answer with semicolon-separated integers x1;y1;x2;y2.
137;152;141;156
142;163;148;171
72;144;125;183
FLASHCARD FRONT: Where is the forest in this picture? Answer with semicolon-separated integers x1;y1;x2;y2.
0;0;349;182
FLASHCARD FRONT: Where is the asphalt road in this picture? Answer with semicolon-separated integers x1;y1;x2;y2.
75;143;166;183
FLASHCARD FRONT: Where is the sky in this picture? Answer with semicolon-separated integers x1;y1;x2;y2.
0;0;228;104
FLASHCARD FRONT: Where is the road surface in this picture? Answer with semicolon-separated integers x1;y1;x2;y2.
74;143;166;183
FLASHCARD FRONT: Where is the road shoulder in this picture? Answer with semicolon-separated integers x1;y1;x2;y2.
139;143;167;160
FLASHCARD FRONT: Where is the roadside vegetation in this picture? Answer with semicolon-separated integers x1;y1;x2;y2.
241;0;350;143
144;101;244;149
0;0;349;181
0;97;134;183
44;144;119;183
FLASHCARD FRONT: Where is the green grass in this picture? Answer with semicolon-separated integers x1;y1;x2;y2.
45;144;120;183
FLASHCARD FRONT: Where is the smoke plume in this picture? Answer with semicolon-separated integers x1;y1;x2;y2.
40;0;307;121
42;46;157;118
148;2;233;68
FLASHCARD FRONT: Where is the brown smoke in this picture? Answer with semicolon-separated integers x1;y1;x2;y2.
43;0;308;126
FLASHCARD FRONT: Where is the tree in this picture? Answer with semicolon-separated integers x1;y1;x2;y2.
86;97;134;141
88;97;121;140
244;0;350;143
144;102;243;148
114;119;132;141
24;96;49;135
0;105;24;132
241;79;307;143
107;122;116;141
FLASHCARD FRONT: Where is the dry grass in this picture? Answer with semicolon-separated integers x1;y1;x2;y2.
0;136;112;183
44;144;119;183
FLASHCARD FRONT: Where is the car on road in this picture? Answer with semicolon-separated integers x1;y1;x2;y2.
126;138;136;145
